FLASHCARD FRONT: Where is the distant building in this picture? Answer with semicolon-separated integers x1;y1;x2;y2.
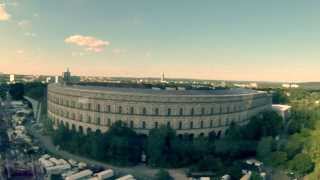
55;76;60;83
160;72;166;83
234;82;258;89
62;68;71;83
46;77;52;83
61;69;80;84
272;104;291;120
9;74;15;83
282;83;299;88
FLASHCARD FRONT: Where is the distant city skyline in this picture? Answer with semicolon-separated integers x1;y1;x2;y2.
1;0;320;82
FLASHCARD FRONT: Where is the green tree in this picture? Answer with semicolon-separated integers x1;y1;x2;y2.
191;156;224;173
288;153;314;177
154;169;173;180
272;89;288;104
251;171;263;180
268;151;287;167
284;133;305;159
24;82;46;100
147;126;176;167
243;111;283;140
257;136;274;161
9;83;24;100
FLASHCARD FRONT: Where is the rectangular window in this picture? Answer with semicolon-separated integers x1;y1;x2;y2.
201;108;205;115
154;108;159;115
179;108;183;116
154;122;158;128
96;117;100;125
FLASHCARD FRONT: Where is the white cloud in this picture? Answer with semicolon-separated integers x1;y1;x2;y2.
65;35;110;52
0;4;10;21
24;32;37;37
18;20;31;28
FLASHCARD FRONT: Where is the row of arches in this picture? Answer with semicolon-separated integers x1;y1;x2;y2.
53;118;225;139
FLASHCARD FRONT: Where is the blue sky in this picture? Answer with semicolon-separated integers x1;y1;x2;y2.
1;0;320;82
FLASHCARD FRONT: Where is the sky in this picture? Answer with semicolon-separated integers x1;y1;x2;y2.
1;0;320;82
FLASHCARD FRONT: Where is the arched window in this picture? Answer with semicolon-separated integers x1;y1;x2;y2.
130;107;134;114
179;121;182;130
142;108;147;115
167;108;171;116
190;121;193;129
142;121;146;129
179;108;183;116
200;120;204;128
130;121;134;128
79;126;83;134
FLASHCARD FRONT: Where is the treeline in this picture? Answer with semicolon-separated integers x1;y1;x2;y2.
51;111;283;179
257;89;318;178
52;122;143;166
7;82;47;101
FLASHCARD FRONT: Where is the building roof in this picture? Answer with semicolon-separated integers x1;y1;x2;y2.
50;84;266;97
272;104;291;111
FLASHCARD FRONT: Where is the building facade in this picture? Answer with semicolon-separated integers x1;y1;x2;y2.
47;84;272;137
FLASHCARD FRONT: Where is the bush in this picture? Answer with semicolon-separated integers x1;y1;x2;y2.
154;169;173;180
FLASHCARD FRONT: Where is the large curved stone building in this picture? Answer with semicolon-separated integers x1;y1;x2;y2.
47;83;272;137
